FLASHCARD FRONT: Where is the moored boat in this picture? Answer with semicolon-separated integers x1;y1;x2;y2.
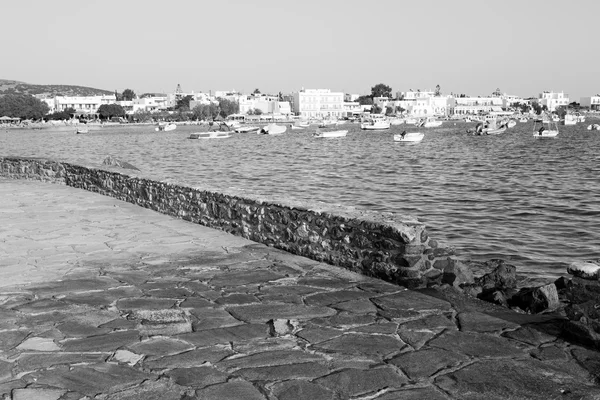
360;119;391;130
313;129;347;138
260;123;287;135
234;126;260;133
155;123;177;132
519;117;528;123
419;117;443;128
586;123;600;131
533;116;559;139
563;114;577;126
76;128;89;134
393;131;424;143
189;131;231;139
506;119;517;128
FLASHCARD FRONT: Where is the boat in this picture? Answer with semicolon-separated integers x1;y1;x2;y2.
506;119;517;128
76;128;89;134
296;121;310;128
519;117;528;123
260;123;287;135
234;126;261;133
393;131;424;143
404;117;418;125
533;116;559;139
563;114;577;126
469;119;506;135
313;128;347;138
155;123;177;132
586;124;600;131
318;119;338;128
290;124;304;130
189;131;231;139
360;119;391;130
420;117;443;128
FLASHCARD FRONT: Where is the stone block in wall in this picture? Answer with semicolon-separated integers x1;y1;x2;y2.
442;259;474;288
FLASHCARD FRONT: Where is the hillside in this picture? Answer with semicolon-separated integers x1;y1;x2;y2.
0;79;113;97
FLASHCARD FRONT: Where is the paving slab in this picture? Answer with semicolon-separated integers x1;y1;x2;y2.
1;178;600;399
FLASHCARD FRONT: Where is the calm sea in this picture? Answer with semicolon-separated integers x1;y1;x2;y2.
2;121;599;283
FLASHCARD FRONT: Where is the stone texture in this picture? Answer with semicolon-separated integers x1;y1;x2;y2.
388;347;469;380
166;366;229;388
60;330;140;352
314;367;408;397
270;381;334;400
227;303;337;322
568;261;600;280
312;333;405;358
235;362;330;381
194;381;265;400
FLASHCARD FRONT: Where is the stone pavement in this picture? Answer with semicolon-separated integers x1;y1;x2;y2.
1;178;600;400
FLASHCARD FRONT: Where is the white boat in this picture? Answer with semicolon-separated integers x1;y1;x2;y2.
297;121;310;128
318;119;338;128
155;123;177;132
360;119;391;130
506;119;517;128
313;129;347;138
393;131;424;143
76;128;89;134
234;126;260;133
586;124;600;131
464;117;473;123
404;117;418;125
563;114;577;125
417;117;443;128
469;120;506;135
519;117;528;123
261;123;287;135
290;124;304;130
389;117;404;126
533;117;559;139
189;131;231;139
577;115;586;123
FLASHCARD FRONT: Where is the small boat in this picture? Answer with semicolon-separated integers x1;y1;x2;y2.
519;117;528;123
290;124;304;130
318;119;338;128
155;123;177;132
533;116;559;139
76;128;89;134
469;120;506;135
260;123;287;135
419;117;443;128
234;126;261;133
313;128;347;138
189;131;231;139
563;114;577;125
360;119;391;130
393;131;424;143
506;119;517;128
297;122;310;128
586;124;600;131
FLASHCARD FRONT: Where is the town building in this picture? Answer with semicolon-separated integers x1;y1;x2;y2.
580;95;600;111
292;89;344;118
533;91;570;111
40;95;117;117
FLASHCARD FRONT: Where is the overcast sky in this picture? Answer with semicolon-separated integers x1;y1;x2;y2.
2;0;598;100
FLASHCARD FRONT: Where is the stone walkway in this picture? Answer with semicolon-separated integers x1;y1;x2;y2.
1;178;600;400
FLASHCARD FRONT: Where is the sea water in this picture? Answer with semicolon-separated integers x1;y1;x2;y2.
2;121;599;283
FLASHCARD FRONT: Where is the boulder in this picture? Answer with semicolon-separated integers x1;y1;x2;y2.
442;259;474;288
475;260;517;292
568;261;600;280
509;283;560;314
102;156;140;171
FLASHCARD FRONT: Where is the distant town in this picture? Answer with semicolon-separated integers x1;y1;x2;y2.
1;82;600;123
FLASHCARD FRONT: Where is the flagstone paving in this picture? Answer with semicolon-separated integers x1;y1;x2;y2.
2;178;600;399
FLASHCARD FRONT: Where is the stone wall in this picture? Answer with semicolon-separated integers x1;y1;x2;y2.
0;156;457;288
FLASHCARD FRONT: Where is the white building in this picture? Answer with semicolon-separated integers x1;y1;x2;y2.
46;95;117;115
133;95;169;113
292;89;344;118
375;90;454;116
534;91;570;111
580;95;600;111
344;93;359;102
453;96;504;115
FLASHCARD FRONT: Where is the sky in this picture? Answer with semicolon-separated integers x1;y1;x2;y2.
2;0;599;100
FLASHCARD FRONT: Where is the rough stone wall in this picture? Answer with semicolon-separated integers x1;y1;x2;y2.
0;156;456;288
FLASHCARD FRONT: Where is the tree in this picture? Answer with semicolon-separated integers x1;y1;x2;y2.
97;104;125;120
253;88;261;94
218;98;239;118
518;103;531;114
356;95;373;105
371;83;392;98
121;89;136;101
371;104;382;114
0;94;49;120
435;84;441;97
385;106;394;115
175;95;194;111
253;108;263;115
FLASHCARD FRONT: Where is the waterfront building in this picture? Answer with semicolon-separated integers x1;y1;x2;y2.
51;95;116;115
533;91;570;111
453;96;504;115
344;93;360;102
580;95;600;111
343;101;362;117
377;90;454;116
292;89;344;118
133;94;169;113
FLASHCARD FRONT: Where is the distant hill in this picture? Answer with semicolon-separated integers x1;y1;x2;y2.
0;79;113;97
